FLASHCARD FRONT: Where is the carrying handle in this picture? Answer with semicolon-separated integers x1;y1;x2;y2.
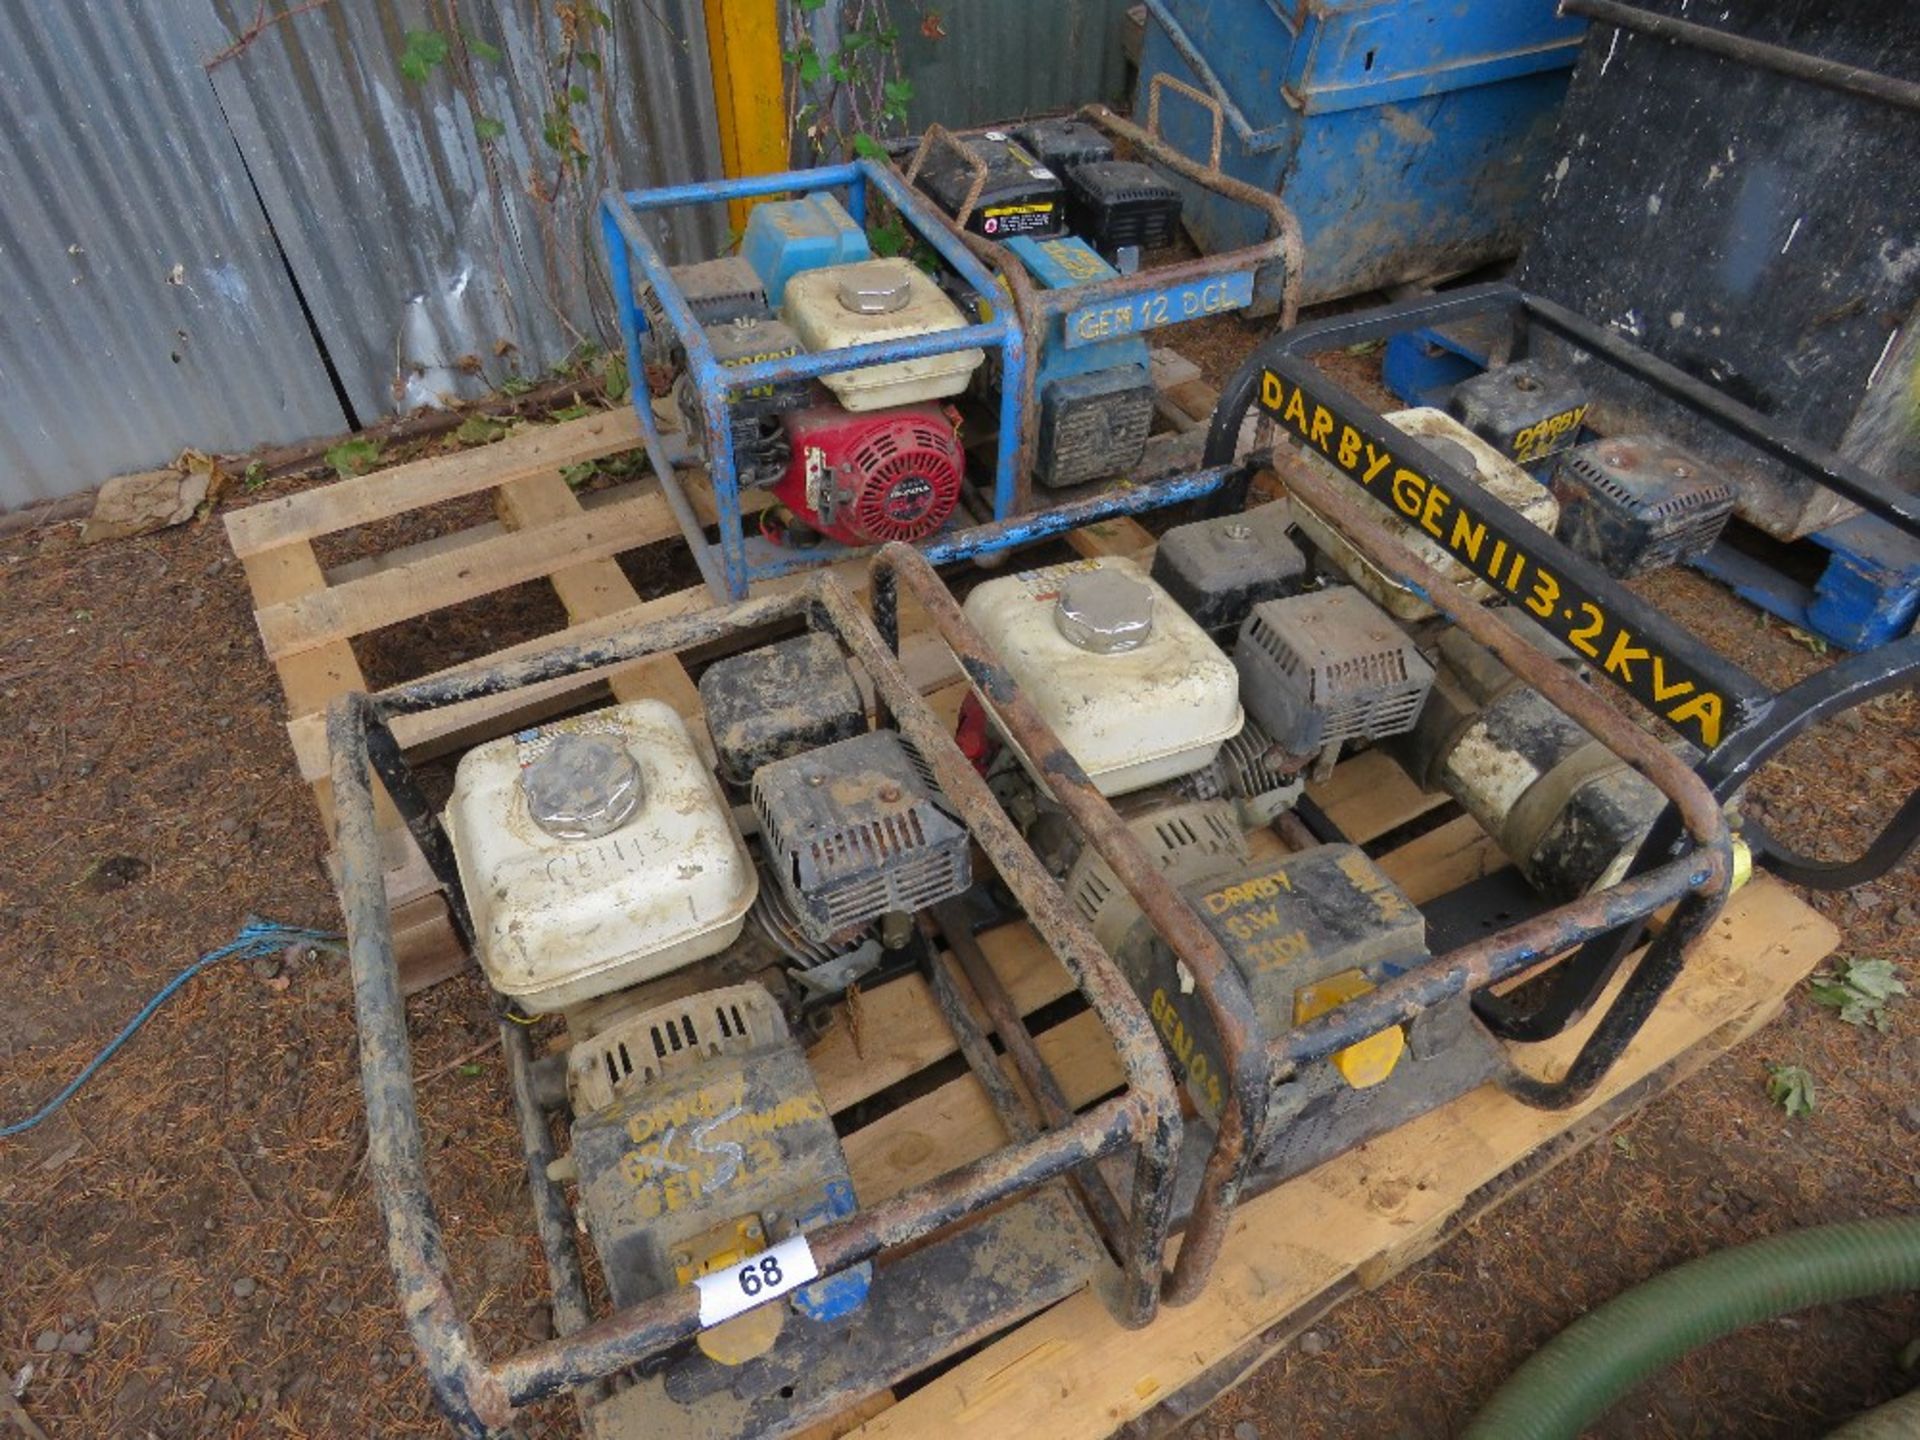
905;123;991;231
1147;72;1224;171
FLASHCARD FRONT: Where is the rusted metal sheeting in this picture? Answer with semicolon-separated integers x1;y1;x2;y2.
206;0;727;423
0;4;346;508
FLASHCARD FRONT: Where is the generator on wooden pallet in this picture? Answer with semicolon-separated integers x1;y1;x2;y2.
326;573;1187;1440
599;93;1300;601
1201;280;1919;1051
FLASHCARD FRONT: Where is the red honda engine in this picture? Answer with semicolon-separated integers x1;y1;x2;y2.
772;404;965;546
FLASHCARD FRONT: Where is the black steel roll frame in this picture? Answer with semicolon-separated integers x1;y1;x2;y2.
1201;281;1920;1046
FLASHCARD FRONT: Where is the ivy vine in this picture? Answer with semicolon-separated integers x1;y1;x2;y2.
783;0;921;163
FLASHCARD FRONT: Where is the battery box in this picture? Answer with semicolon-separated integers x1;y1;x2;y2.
915;130;1065;239
1065;160;1183;258
1013;117;1115;173
1445;360;1589;466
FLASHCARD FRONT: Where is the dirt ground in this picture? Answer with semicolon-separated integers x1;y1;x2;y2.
0;328;1915;1438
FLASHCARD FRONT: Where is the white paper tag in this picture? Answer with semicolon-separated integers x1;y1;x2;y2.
693;1234;820;1327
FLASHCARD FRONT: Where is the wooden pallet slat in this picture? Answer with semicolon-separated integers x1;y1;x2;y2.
223;409;647;557
255;488;682;660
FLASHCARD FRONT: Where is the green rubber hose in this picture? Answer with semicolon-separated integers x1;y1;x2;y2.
1462;1216;1920;1440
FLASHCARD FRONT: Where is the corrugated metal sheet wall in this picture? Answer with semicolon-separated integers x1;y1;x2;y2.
0;0;725;511
208;0;727;423
0;4;346;508
897;0;1136;131
0;0;1138;511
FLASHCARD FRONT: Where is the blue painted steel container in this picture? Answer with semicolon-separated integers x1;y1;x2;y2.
1138;0;1584;304
742;195;872;307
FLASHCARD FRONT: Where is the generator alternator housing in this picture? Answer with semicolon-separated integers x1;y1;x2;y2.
565;983;868;1332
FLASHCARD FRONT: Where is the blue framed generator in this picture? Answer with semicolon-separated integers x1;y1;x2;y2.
1139;0;1585;304
599;103;1300;602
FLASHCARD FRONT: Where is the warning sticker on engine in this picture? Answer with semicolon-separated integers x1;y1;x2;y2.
979;203;1058;236
694;1233;820;1326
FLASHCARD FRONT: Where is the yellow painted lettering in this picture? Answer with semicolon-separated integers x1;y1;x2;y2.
1667;690;1723;748
1389;468;1426;520
1283;387;1309;431
1648;655;1695;704
1603;631;1650;686
1449;509;1487;563
1419;481;1450;539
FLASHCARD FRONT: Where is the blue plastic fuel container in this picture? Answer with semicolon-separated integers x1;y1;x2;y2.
743;195;873;308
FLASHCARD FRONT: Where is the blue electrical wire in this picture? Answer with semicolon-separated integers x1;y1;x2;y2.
0;917;341;1140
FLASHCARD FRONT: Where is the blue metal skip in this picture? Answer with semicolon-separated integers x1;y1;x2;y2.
1138;0;1585;305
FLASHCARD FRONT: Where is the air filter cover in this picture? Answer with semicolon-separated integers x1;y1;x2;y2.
1553;434;1737;577
1235;586;1435;755
752;730;971;942
699;634;867;787
1152;503;1307;634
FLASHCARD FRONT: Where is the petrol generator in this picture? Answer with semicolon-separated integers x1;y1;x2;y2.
599;79;1302;602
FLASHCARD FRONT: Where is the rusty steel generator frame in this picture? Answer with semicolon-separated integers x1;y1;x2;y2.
326;573;1188;1438
599;77;1301;604
1203;283;1920;1050
331;523;1794;1435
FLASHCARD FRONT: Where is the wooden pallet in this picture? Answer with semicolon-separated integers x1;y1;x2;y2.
812;875;1832;1440
564;694;1830;1438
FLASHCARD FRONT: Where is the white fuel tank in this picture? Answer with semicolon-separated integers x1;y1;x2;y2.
781;257;984;411
445;701;757;1013
962;556;1243;797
